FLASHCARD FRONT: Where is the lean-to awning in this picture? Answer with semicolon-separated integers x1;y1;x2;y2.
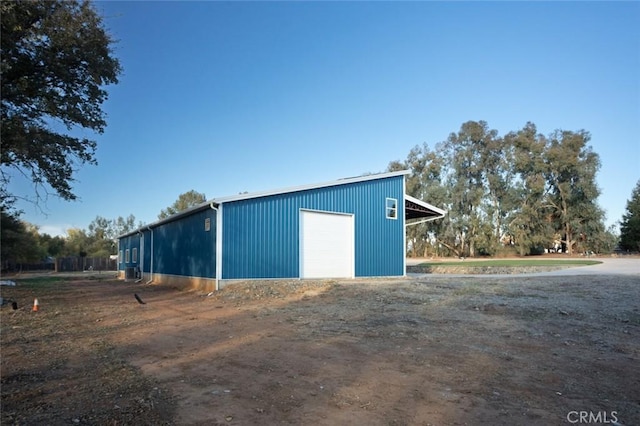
405;194;446;225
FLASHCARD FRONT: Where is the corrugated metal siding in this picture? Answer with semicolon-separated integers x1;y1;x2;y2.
118;234;141;270
142;231;152;273
222;176;404;279
151;209;216;278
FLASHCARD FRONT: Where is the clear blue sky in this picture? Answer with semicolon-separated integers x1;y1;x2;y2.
9;1;640;236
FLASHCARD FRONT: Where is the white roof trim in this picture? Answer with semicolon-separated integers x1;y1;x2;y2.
117;201;214;238
118;170;411;238
212;170;411;203
405;194;447;217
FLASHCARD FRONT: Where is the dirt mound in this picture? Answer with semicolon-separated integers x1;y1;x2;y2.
210;279;335;304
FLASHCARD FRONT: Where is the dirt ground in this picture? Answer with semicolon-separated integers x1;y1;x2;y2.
1;271;639;425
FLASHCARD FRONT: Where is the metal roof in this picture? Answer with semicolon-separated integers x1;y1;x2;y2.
405;194;447;222
118;170;411;238
211;170;411;203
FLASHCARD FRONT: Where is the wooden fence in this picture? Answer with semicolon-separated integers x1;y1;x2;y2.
2;257;117;273
55;257;117;272
1;261;55;273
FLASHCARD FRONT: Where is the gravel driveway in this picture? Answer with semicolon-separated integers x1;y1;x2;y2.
406;257;640;277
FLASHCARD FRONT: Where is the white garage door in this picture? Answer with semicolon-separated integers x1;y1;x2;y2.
300;210;354;279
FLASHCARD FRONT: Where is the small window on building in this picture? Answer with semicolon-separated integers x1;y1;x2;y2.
125;249;130;263
386;198;398;220
119;250;123;263
205;217;211;232
132;248;138;263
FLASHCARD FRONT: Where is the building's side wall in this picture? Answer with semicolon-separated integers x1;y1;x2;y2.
118;233;141;277
142;230;152;273
151;209;216;279
222;176;405;279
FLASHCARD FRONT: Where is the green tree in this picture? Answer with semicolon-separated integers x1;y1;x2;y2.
393;120;608;258
544;130;602;255
84;214;141;256
38;233;66;257
0;209;44;269
507;123;555;255
158;190;207;220
1;208;24;267
442;121;503;257
388;143;448;257
620;180;640;252
61;228;90;257
86;216;115;257
1;0;122;204
480;126;517;253
114;214;140;237
391;121;515;258
583;223;618;255
506;124;607;256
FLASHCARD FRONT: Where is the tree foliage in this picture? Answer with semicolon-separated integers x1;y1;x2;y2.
440;121;512;257
544;130;602;255
620;180;640;252
0;210;141;269
390;120;610;257
68;214;140;257
389;143;448;257
158;190;207;220
507;123;553;255
61;227;90;258
1;208;43;267
0;0;122;204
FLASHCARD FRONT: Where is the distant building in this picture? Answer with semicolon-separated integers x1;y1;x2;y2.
117;170;445;291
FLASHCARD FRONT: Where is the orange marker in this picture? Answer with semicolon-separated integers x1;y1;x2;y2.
32;298;39;312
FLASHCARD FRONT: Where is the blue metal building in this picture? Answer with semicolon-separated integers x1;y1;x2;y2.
117;170;444;290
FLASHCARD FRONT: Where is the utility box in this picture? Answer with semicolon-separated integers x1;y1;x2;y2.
125;267;136;280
